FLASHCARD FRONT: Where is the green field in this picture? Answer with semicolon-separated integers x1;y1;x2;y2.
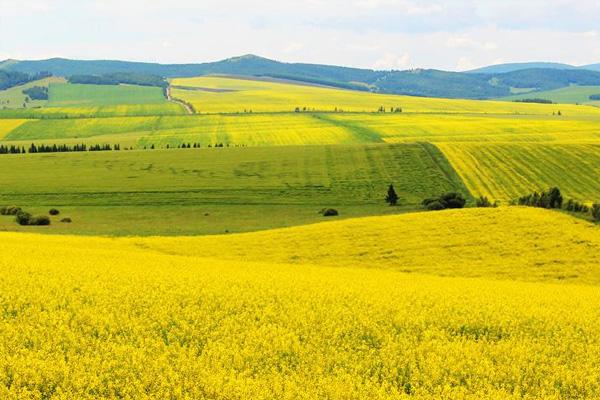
0;77;65;109
48;83;168;106
0;143;469;235
0;83;185;118
503;85;600;105
0;75;599;236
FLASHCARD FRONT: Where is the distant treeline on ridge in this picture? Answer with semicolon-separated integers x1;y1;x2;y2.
0;70;51;91
68;72;168;88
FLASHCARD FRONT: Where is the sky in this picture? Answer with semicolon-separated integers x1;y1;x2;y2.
1;0;600;71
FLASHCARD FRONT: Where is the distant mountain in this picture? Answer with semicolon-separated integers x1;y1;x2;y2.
469;62;600;74
4;55;600;100
582;64;600;72
468;62;578;74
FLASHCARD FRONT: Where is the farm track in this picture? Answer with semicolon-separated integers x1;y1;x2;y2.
166;86;195;115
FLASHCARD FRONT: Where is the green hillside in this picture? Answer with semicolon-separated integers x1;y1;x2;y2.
0;77;65;109
48;83;168;106
0;143;468;235
503;85;600;105
6;56;600;99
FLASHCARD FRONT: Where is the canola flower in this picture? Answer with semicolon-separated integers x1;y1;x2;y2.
171;76;600;116
438;142;600;202
0;207;599;399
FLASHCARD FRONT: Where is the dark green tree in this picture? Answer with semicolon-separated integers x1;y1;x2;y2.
386;184;399;206
592;203;600;222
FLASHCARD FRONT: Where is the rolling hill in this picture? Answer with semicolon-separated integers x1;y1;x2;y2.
3;55;600;99
502;85;600;105
470;62;600;74
1;207;599;398
468;62;578;74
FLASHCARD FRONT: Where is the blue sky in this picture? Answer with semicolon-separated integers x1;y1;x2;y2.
1;0;599;70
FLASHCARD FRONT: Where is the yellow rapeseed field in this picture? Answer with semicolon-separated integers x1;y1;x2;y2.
171;76;600;116
439;143;600;202
137;207;600;285
1;207;600;398
0;119;28;139
325;113;600;143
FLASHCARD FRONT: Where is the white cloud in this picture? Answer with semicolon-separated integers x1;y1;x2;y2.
283;42;304;54
353;0;444;15
483;41;498;51
446;35;477;48
1;0;600;71
373;53;411;70
456;56;475;71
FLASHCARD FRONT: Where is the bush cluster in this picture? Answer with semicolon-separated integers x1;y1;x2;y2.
516;187;563;209
2;205;53;226
0;206;22;215
15;211;50;226
514;187;600;223
592;204;600;222
475;196;499;208
564;199;589;213
319;208;339;217
422;193;466;211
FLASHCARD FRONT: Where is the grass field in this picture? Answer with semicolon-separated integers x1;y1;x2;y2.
0;119;28;139
0;103;186;119
0;143;468;235
0;77;65;109
171;76;600;116
48;83;168;106
1;207;599;398
439;143;600;202
503;85;600;105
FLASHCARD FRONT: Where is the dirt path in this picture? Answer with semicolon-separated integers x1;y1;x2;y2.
166;86;195;115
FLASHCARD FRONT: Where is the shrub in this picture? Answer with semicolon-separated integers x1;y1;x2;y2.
29;215;51;226
592;204;600;222
320;208;339;217
442;192;467;209
476;196;498;208
15;211;32;226
423;193;467;211
426;201;445;211
517;187;563;209
49;208;60;216
60;217;72;223
1;206;22;216
564;199;589;213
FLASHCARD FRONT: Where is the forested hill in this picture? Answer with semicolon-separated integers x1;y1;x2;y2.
3;55;600;99
0;70;50;91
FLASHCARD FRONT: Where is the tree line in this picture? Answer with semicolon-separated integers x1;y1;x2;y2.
513;98;554;104
0;71;51;91
68;72;168;88
0;142;247;155
514;187;600;222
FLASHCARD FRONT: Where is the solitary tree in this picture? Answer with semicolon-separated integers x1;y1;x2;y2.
386;184;399;206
